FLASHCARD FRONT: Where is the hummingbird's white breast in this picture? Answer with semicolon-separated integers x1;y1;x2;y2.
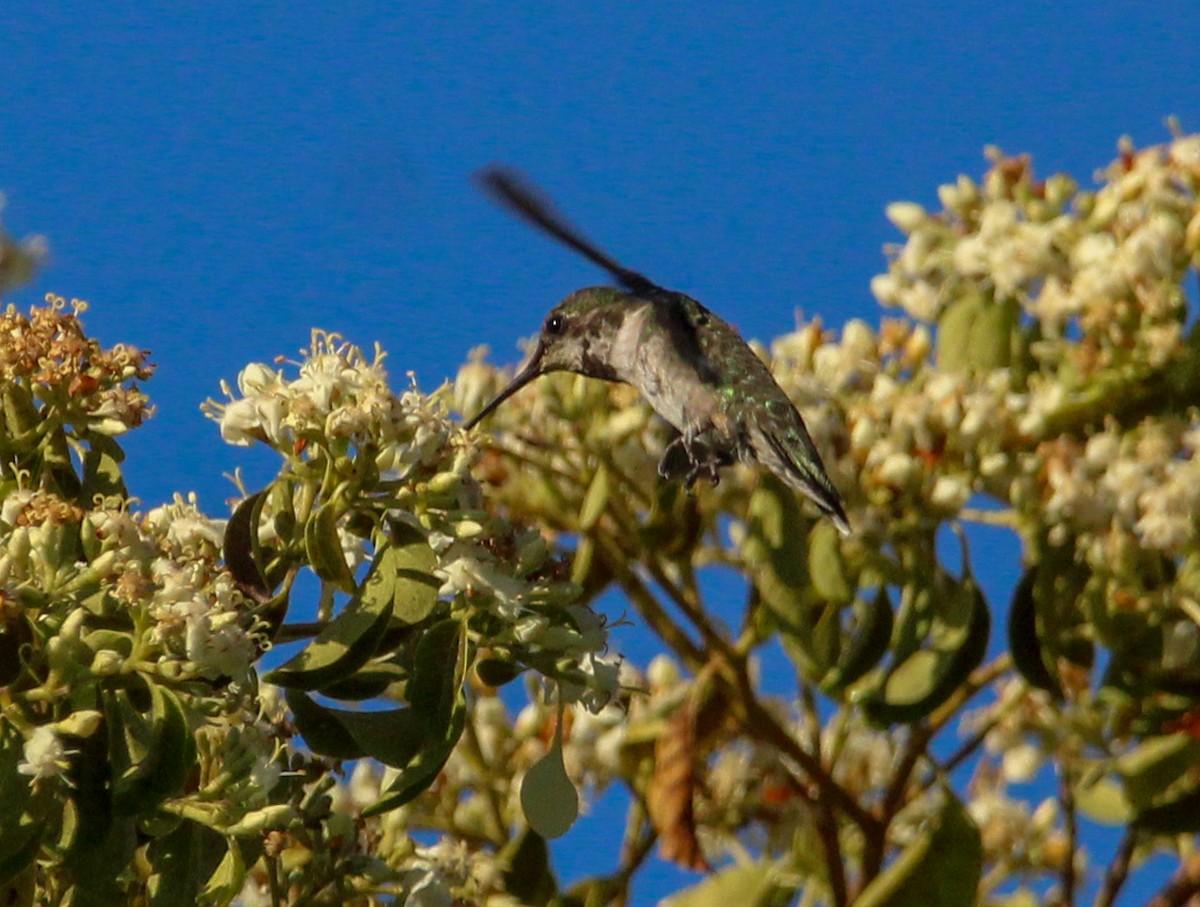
612;303;721;436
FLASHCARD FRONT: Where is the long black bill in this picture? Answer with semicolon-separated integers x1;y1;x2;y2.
464;348;545;430
476;166;657;297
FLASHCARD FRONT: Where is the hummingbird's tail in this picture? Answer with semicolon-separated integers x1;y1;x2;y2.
756;426;852;536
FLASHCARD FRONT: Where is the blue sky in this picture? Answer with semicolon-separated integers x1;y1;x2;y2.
3;3;1198;903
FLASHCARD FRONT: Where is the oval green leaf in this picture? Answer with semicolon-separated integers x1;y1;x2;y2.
378;522;439;625
856;787;982;907
265;558;397;690
223;490;271;604
305;502;357;592
821;587;895;694
520;737;579;839
1007;568;1063;699
863;578;990;726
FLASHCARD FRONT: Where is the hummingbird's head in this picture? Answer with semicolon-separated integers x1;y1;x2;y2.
465;286;631;429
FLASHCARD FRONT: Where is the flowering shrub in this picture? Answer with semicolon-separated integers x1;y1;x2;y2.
2;130;1200;905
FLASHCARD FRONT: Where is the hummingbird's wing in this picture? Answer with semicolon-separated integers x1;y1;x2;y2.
477;167;656;294
477;166;716;380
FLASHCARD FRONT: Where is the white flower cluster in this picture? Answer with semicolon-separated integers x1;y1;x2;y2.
1041;421;1200;557
966;760;1076;880
207;333;619;709
872;136;1200;361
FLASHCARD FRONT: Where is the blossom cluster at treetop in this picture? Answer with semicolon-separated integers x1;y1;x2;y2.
2;130;1200;905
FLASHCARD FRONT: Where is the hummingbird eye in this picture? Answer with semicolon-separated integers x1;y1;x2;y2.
545;313;566;335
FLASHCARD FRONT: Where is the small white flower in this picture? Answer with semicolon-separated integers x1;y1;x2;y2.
876;451;919;487
249;753;283;795
1001;742;1042;783
930;475;971;511
886;201;927;233
870;272;901;307
18;726;70;781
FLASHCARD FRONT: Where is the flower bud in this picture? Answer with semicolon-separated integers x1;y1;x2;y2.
223;804;296;836
885;201;927;233
55;709;103;738
90;649;124;676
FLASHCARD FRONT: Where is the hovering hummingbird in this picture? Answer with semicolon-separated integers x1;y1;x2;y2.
466;167;851;536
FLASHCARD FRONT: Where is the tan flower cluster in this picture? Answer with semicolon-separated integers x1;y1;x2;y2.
1;294;154;439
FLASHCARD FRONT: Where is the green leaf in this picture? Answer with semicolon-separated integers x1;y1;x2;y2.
856;788;982;907
362;623;469;816
265;554;397;690
862;576;990;726
1118;733;1200;812
520;735;579;839
146;821;228;907
661;861;793;907
3;385;40;445
970;294;1018;370
222;490;271;604
113;684;194;817
361;699;466;816
640;481;704;560
305;501;357;592
936;293;984;372
808;521;853;603
742;473;810;632
378;522;439;625
65;730;138;905
287;690;424;768
578;462;610;532
0;819;43;888
199;838;245;906
320;657;409;700
1133;787;1200;834
1073;775;1132;826
476;657;525;688
409;620;465;737
1007;567;1063;699
501;830;558;907
338;707;425;767
80;435;127;504
0;727;32;822
286;689;363;760
937;291;1016;373
821;588;894;694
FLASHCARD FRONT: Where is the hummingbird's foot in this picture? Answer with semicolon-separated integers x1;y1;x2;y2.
657;436;691;482
659;431;731;490
682;460;722;491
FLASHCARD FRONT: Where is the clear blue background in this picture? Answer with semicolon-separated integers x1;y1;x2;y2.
3;3;1197;903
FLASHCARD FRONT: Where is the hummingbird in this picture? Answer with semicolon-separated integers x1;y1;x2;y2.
466;167;851;536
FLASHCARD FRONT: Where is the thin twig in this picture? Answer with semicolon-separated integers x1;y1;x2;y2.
735;674;882;836
863;655;1012;883
1092;827;1136;907
613;794;658;907
1059;766;1077;907
816;802;849;907
605;491;739;665
461;706;509;845
802;685;848;907
941;720;995;776
1148;852;1200;907
602;541;705;669
272;621;329;643
958;507;1018;528
602;531;878;837
266;853;284;907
